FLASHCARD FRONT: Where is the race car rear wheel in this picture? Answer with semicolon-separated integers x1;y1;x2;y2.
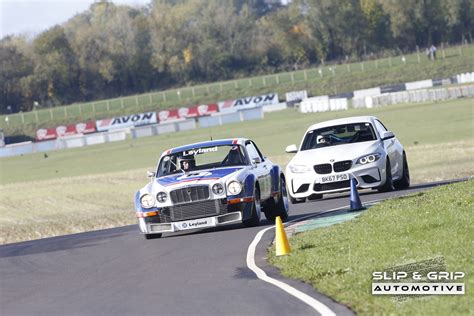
394;152;410;189
144;233;162;240
264;176;289;222
243;186;261;227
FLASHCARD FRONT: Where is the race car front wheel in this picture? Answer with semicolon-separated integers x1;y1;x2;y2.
243;186;261;227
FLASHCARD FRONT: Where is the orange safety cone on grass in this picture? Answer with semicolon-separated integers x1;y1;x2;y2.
275;216;291;256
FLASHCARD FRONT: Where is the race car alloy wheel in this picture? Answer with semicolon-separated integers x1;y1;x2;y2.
378;159;394;192
394;152;410;189
243;186;261;227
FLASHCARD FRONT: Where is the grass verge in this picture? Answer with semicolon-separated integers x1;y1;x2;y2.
269;180;474;315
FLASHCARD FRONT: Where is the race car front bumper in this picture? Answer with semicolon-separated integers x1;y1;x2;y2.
288;160;387;198
139;211;242;234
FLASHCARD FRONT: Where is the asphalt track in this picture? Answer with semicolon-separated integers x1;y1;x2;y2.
0;180;464;316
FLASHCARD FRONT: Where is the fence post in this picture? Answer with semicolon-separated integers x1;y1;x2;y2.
135;95;139;106
346;64;350;73
206;86;210;95
219;83;223;93
304;69;308;81
375;59;378;69
234;81;238;89
290;73;295;84
416;45;421;63
361;62;365;72
121;98;124;109
78;104;82;116
442;43;446;59
106;100;110;112
21;113;24;124
276;74;279;84
92;102;96;113
192;87;195;97
163;92;167;102
458;45;463;56
389;57;392;67
64;107;67;118
263;77;267;87
249;78;252;87
149;94;152;105
35;110;39;122
50;108;53;120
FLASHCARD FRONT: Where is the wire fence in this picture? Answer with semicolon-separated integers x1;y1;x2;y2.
1;42;473;128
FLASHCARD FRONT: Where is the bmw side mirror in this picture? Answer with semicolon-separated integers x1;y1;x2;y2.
147;171;156;178
381;131;395;140
285;144;298;153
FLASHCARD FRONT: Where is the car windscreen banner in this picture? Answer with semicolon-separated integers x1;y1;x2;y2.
96;112;157;131
218;93;279;112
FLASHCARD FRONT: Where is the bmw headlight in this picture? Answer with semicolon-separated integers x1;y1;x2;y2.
140;194;155;208
227;181;242;195
156;192;167;203
356;153;381;165
288;165;311;173
212;183;224;195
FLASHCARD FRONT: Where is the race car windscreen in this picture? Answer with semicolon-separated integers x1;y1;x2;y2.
301;122;377;151
157;145;248;176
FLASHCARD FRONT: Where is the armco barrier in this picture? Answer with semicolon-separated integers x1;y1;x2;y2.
220;112;242;124
155;122;177;134
357;85;474;108
176;119;197;131
353;87;381;99
0;142;34;157
263;102;288;113
34;140;57;152
85;133;106;146
405;79;433;91
131;125;154;138
240;107;264;121
198;116;221;128
106;130;127;142
457;72;474;84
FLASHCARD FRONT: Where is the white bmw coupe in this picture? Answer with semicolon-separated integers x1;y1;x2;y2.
285;116;410;203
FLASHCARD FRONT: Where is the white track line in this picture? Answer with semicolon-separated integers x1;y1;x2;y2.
246;199;382;316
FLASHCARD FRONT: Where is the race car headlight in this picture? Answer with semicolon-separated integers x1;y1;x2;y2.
227;181;242;195
356;153;381;165
140;194;155;208
212;183;224;195
156;192;167;203
288;164;311;173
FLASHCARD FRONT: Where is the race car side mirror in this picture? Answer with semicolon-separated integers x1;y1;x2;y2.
252;157;261;164
147;171;156;178
285;144;297;153
381;131;395;140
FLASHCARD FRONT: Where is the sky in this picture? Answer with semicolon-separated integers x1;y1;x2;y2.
0;0;151;39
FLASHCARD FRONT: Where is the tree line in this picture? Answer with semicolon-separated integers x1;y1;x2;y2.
1;0;472;114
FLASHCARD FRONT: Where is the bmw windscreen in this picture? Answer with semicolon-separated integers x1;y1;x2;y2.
157;145;248;176
301;123;377;150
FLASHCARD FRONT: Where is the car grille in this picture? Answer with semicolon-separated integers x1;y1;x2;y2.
314;164;332;174
170;185;210;204
333;160;352;172
314;180;353;192
162;199;227;222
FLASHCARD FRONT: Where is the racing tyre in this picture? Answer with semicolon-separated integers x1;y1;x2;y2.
378;159;394;192
394;152;410;190
264;177;289;222
144;233;162;240
243;186;261;227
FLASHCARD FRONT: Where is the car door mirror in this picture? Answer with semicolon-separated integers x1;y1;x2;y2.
252;157;261;164
147;171;156;178
285;144;298;153
381;131;395;140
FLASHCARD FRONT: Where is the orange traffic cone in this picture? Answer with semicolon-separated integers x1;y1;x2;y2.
275;216;291;256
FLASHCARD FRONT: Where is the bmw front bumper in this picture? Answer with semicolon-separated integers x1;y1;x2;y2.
288;159;387;198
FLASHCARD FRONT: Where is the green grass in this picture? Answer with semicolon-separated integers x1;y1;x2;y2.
0;98;472;244
1;44;473;139
269;180;474;315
